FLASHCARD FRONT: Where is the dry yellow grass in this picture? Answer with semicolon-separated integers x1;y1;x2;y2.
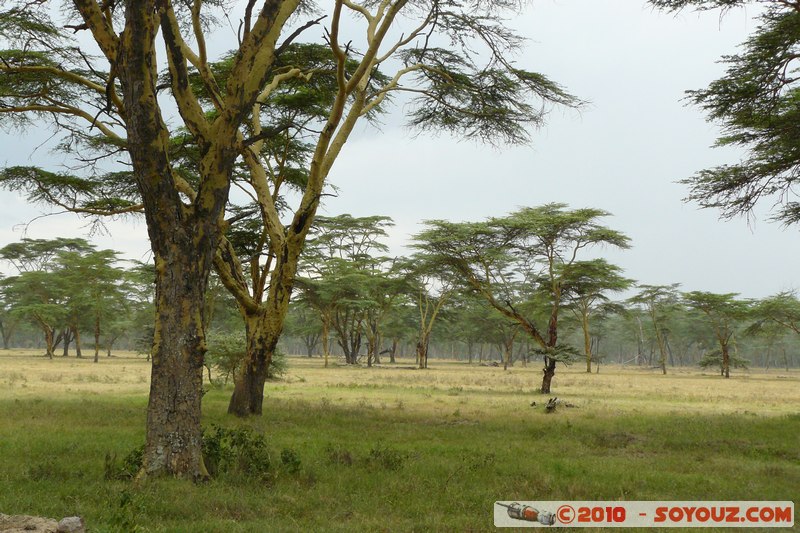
1;350;798;419
0;349;151;398
278;357;800;419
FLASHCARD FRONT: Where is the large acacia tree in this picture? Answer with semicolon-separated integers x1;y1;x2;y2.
414;204;630;393
628;284;681;375
0;1;577;477
2;1;303;480
561;259;632;373
683;291;751;378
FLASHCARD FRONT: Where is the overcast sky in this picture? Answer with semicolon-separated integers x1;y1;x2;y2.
0;1;797;299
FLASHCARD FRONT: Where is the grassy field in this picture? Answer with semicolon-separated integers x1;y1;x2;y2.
0;350;798;532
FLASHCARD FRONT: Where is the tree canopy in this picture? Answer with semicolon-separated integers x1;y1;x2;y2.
651;0;800;225
683;290;752;378
413;203;630;393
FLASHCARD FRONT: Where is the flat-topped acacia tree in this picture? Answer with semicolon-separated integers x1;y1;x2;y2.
683;291;751;378
560;259;632;373
414;204;630;393
628;284;681;375
0;1;578;477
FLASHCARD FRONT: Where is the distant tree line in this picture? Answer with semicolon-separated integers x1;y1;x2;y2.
276;211;800;390
0;238;154;361
3;213;798;393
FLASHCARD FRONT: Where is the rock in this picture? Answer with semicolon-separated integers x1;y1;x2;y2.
0;513;58;533
56;517;84;533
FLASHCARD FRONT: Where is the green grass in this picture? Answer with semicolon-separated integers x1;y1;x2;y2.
0;355;798;531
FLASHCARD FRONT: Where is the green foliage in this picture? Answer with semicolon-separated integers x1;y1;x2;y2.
205;331;286;384
651;0;800;225
0;237;93;273
399;8;582;145
698;350;750;371
0;239;132;356
366;443;410;471
299;214;408;364
749;291;800;335
530;344;581;364
280;448;302;475
414;204;630;354
204;331;245;384
202;425;272;480
26;457;83;482
110;489;148;533
683;291;751;321
104;446;145;481
131;325;155;357
562;260;633;304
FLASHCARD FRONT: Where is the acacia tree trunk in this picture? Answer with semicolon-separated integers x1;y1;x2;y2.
304;333;317;357
224;230;310;417
502;329;519;370
651;309;668;375
142;250;210;479
502;342;512;370
73;327;83;358
636;316;645;365
43;326;55;359
62;327;72;357
343;331;362;364
366;334;375;367
373;332;382;365
116;2;239;478
417;335;429;369
322;317;331;368
541;356;556;394
0;320;16;349
538;301;560;394
333;314;361;365
721;342;730;378
228;308;279;417
340;342;354;364
582;311;592;373
365;318;378;367
593;337;601;373
94;316;101;364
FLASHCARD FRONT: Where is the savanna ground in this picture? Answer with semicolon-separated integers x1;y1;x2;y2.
0;350;798;532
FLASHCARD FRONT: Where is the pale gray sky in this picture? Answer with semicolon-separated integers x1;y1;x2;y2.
0;1;796;298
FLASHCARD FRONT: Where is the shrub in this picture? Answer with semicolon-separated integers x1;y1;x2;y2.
205;331;287;385
104;445;144;481
202;425;272;480
366;443;408;471
326;444;354;466
280;447;302;475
